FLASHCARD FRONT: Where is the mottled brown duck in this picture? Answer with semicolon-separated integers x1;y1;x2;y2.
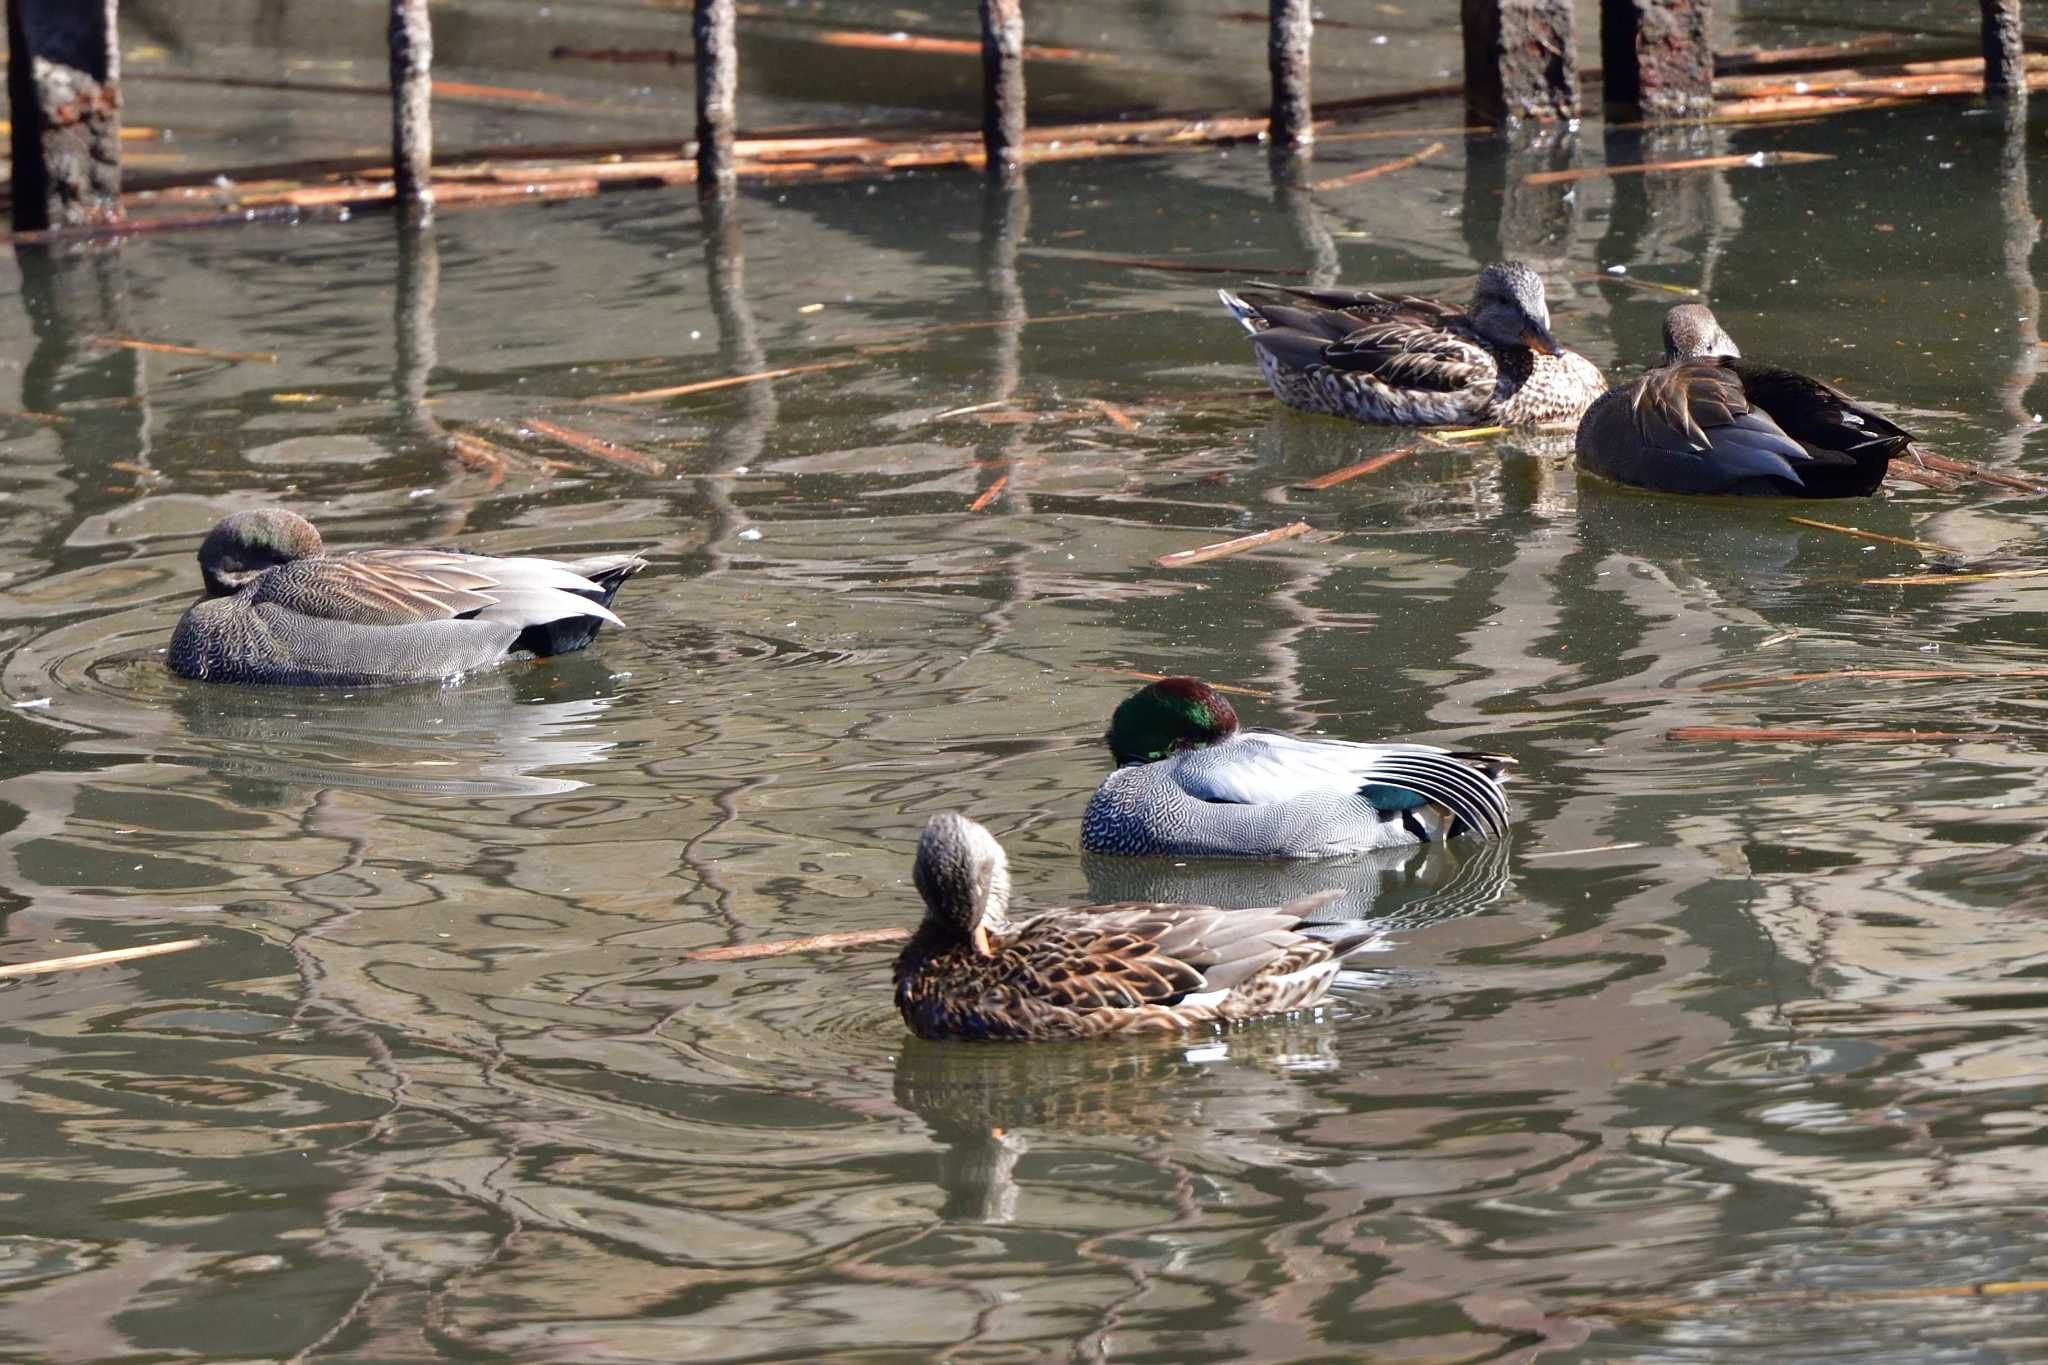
1574;303;1913;497
893;813;1375;1042
1218;260;1606;427
168;508;647;685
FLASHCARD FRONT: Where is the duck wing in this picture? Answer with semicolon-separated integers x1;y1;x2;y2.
252;550;625;630
997;897;1341;1010
1734;362;1914;459
1174;733;1514;839
1316;316;1497;394
1628;358;1819;484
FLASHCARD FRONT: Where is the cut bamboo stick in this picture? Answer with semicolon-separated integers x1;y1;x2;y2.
1310;141;1446;191
968;473;1009;512
685;927;909;961
590;359;857;403
92;337;278;363
518;418;666;474
1156;521;1314;568
0;938;206;979
1666;726;1973;742
1786;516;1959;554
1294;444;1419;489
1864;567;2048;586
1525;150;1832;186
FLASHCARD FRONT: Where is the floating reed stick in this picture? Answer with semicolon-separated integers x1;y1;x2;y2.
590;359;857;403
93;337;278;363
1577;272;1701;296
1902;448;2047;493
518;418;666;473
1786;516;1959;554
1294;444;1420;489
1864;567;2048;586
1087;399;1138;431
1703;667;2048;692
685;927;909;961
1666;726;1973;742
968;473;1009;512
0;938;206;979
1156;521;1314;567
1525;150;1832;186
1310;140;1445;191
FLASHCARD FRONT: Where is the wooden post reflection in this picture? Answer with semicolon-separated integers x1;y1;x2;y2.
1994;99;2039;459
393;219;440;447
14;243;151;518
1268;144;1339;288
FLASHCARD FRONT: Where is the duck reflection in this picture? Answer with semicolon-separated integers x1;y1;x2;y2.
1081;834;1511;929
892;1017;1343;1225
168;650;629;799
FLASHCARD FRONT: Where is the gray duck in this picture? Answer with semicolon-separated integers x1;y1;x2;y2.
168;508;648;685
1080;678;1513;860
1574;303;1913;497
894;813;1376;1042
1218;260;1606;427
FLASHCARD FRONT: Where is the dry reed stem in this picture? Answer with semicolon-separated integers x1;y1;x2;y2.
518;419;667;474
1702;668;2048;692
0;939;206;979
1667;726;1973;742
1156;521;1314;568
1087;399;1139;432
93;337;278;363
968;474;1010;512
591;359;857;404
685;927;910;961
1295;445;1420;489
1577;273;1701;296
1786;516;1959;554
1309;141;1446;191
1525;151;1832;186
1864;567;2048;586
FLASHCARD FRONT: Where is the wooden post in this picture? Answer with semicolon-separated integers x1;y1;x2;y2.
694;0;737;190
5;0;122;231
1601;0;1712;119
980;0;1025;179
1269;0;1314;147
1982;0;2025;99
1462;0;1579;123
388;0;433;216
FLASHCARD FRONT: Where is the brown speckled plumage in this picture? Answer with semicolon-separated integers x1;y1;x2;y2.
893;814;1374;1042
1220;261;1606;428
167;508;648;685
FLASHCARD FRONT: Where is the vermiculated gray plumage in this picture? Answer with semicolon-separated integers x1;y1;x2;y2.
167;509;648;685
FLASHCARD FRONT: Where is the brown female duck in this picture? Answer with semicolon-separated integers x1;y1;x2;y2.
1218;260;1606;427
893;813;1374;1042
1574;304;1914;497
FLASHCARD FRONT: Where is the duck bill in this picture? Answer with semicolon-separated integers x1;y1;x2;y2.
1522;326;1561;357
971;923;994;957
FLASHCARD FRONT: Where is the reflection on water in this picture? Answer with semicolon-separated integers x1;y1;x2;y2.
3;51;2048;1360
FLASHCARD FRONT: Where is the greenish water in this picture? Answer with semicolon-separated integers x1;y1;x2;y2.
3;8;2048;1362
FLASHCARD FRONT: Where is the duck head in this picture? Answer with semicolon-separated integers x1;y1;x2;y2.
197;509;324;597
1103;677;1240;768
1469;260;1562;356
912;813;1013;957
1661;304;1742;363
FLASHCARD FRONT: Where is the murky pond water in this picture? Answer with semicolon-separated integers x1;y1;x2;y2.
5;5;2048;1361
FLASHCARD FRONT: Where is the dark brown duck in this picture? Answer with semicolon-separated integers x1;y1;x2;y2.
1574;304;1914;497
168;509;648;685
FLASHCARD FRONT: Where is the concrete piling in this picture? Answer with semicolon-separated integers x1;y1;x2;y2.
1462;0;1580;124
1600;0;1713;119
6;0;123;232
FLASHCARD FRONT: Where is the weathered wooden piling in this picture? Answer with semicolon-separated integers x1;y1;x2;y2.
1268;0;1314;147
980;0;1025;179
389;0;433;215
1461;0;1579;123
6;0;123;232
1981;0;2026;99
694;0;738;190
1601;0;1712;118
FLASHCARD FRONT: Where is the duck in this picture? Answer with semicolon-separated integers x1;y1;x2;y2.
894;812;1378;1041
167;508;648;685
1217;260;1606;427
1081;678;1513;859
1573;303;1914;497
